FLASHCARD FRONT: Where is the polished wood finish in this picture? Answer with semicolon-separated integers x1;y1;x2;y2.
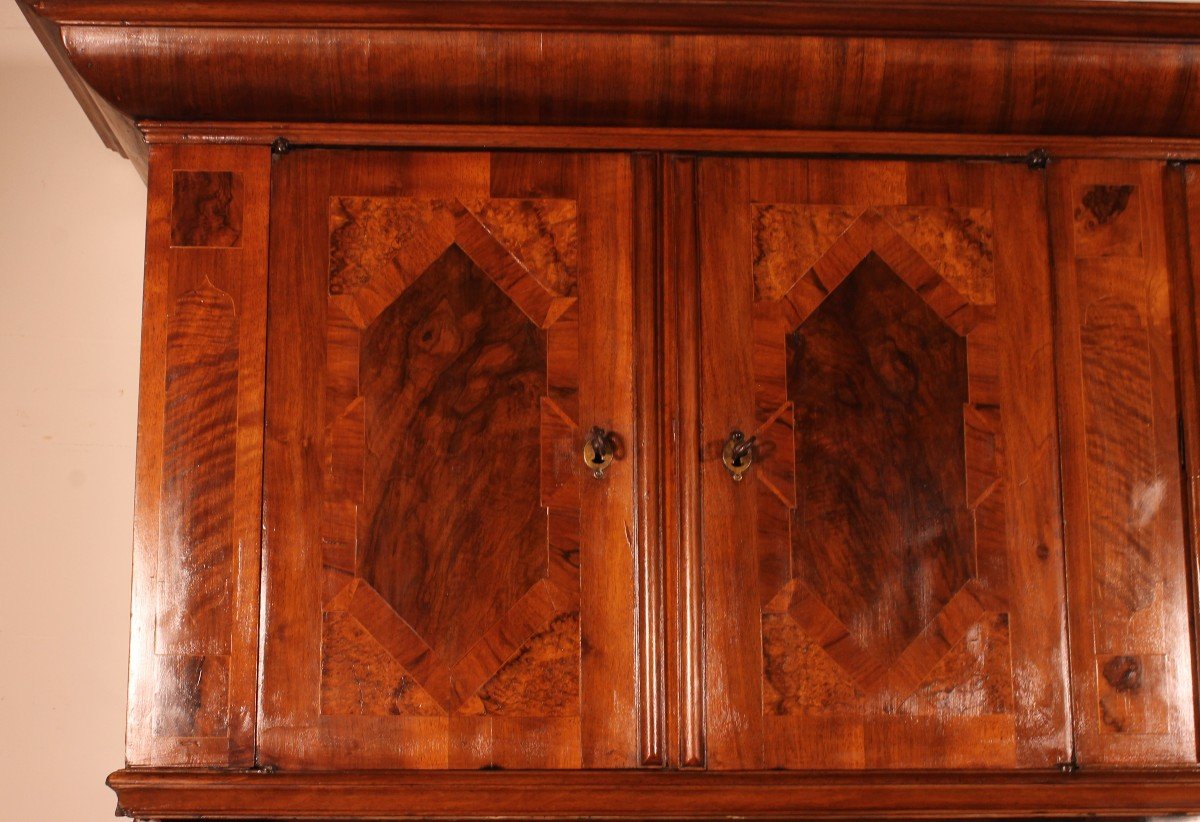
20;0;1200;157
43;26;1200;139
694;158;1070;770
260;151;646;770
31;0;1200;38
1049;160;1198;766
21;0;1200;816
128;143;269;766
106;768;1200;820
139;122;1200;162
1170;164;1200;763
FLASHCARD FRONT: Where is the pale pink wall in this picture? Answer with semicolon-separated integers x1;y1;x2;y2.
0;3;147;819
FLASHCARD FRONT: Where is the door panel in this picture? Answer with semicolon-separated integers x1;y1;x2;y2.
692;158;1070;769
261;151;644;769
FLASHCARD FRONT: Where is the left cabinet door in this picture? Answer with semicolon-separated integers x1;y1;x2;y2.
260;151;647;769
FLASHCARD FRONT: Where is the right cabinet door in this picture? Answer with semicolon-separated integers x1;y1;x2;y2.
691;157;1072;769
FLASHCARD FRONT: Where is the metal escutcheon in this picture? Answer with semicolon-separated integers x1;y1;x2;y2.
583;426;616;479
722;429;756;481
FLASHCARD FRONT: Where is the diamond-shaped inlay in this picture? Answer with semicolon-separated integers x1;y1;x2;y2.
357;245;548;664
789;252;973;668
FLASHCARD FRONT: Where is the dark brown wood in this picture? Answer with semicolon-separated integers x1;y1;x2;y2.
107;768;1200;820
1049;160;1198;767
260;150;645;770
788;252;972;670
127;143;269;766
355;244;548;667
695;158;1070;770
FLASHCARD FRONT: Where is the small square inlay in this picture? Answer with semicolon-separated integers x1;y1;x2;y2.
171;170;243;248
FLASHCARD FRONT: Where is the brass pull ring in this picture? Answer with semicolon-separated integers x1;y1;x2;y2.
584;426;617;479
722;429;756;482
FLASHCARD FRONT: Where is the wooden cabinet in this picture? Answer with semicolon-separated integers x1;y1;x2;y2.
22;0;1200;817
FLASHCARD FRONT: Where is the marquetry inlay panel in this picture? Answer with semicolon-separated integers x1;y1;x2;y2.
697;159;1067;772
319;195;583;725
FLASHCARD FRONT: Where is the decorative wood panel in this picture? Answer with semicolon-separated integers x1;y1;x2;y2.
261;151;646;769
694;158;1069;769
170;170;243;248
1050;160;1198;766
128;144;270;766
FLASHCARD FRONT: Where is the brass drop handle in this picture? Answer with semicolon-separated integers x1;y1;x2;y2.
583;426;617;479
722;429;756;481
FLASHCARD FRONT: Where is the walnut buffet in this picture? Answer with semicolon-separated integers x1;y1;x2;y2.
21;0;1200;818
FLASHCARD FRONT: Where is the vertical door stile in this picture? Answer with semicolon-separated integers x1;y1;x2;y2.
664;155;706;768
633;152;666;767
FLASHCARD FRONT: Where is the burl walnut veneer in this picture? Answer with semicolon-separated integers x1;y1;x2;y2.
19;0;1200;818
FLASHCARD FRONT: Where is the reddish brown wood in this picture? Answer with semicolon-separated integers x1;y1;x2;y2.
696;158;766;769
261;150;644;770
30;0;1200;39
51;26;1200;139
139;122;1200;162
17;0;1200;161
1171;164;1200;762
128;143;269;766
1051;160;1199;766
106;767;1200;820
663;155;705;768
632;152;666;766
695;158;1070;770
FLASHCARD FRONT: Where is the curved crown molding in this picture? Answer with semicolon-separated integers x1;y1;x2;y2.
18;0;1200;169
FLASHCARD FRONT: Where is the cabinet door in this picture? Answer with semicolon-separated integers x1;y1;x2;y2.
261;151;647;769
688;158;1071;769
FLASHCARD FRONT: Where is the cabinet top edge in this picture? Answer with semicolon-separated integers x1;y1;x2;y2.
25;0;1200;41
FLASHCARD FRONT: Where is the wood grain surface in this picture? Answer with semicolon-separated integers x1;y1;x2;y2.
693;157;1071;770
106;767;1200;820
1050;160;1198;766
127;143;270;767
260;151;647;770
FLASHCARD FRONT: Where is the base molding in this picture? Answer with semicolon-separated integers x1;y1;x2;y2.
108;767;1200;819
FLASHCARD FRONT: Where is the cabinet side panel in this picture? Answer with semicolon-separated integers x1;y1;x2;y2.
127;143;270;766
1050;159;1198;766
